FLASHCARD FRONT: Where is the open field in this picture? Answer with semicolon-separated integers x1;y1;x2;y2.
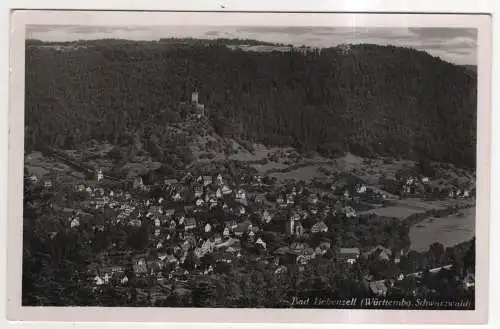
269;164;332;182
25;152;85;179
359;197;475;219
409;207;476;251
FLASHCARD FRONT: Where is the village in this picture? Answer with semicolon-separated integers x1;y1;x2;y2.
24;146;476;303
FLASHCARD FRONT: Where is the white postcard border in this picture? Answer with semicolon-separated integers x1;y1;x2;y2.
6;10;492;325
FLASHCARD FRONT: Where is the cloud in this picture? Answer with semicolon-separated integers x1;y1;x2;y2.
25;24;478;65
409;27;476;40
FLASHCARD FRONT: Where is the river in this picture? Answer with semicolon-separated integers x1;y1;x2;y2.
408;207;476;252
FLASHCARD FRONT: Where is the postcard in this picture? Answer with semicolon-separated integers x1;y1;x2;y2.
6;10;492;324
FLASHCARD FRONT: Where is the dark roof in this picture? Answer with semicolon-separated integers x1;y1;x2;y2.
184;205;195;213
185;217;197;226
234;220;252;233
339;247;360;254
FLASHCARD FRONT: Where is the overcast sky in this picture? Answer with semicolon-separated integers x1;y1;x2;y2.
26;25;477;66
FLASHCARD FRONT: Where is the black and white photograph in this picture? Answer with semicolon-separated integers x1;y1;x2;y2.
6;10;492;324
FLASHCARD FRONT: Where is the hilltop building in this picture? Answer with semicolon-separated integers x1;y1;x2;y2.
191;91;206;117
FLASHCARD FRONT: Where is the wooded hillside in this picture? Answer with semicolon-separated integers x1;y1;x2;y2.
25;39;477;168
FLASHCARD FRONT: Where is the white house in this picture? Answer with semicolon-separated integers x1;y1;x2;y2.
344;206;356;218
356;184;367;194
216;189;223;199
196;199;205;207
338;247;360;264
103;273;110;284
236;189;247;200
94;275;105;286
222;185;232;195
133;177;144;189
311;221;328;233
184;218;197;231
70;217;80;228
421;177;430;183
256;237;267;250
194;186;204;198
173;192;182;202
209;198;218;207
203;176;213;186
205;223;212;233
262;210;272;223
29;175;39;184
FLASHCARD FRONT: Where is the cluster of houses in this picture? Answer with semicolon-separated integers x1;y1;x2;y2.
45;169;392;289
400;175;474;199
25;159;475;295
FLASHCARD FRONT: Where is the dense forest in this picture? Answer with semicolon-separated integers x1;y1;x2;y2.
25;39;477;168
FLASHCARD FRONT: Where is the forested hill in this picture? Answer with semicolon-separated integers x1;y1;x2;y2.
24;39;477;168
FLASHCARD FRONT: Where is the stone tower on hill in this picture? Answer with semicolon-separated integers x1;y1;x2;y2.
191;90;206;117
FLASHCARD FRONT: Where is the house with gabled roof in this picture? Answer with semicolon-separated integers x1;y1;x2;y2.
172;192;182;202
237;205;246;216
70;217;80;228
193;184;204;198
344;206;356;218
254;193;266;204
164;178;179;186
356;184;367;194
184;217;197;231
369;280;388;297
133;258;148;276
308;194;319;204
203;175;213;186
311;221;328;234
234;220;253;237
261;210;273;223
148;206;163;217
222;185;232;195
164;208;175;218
337;247;360;264
364;245;392;261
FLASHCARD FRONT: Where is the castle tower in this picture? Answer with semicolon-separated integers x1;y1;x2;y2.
191;91;199;105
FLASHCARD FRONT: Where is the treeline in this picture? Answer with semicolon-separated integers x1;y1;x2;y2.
25;39;477;168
